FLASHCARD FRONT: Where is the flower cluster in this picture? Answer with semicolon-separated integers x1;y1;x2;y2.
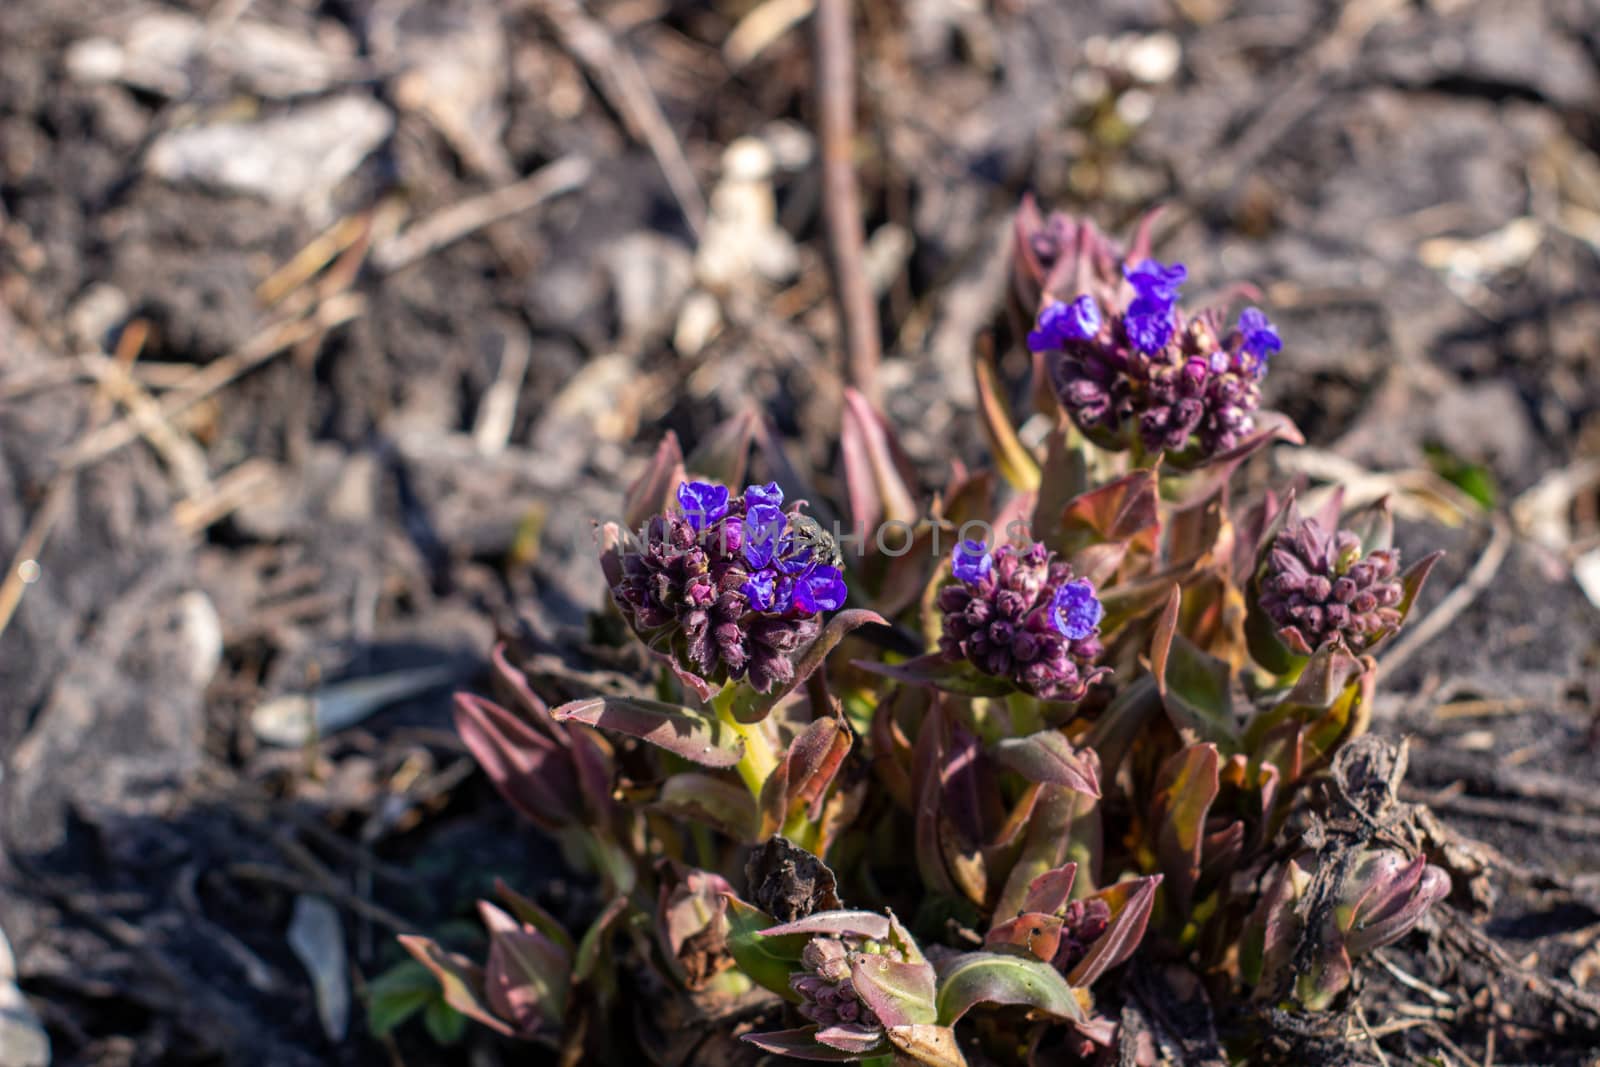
1258;515;1403;654
1026;237;1280;463
937;540;1108;702
792;937;884;1034
608;480;847;691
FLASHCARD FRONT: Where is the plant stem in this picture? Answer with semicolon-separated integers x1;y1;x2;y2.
712;684;779;798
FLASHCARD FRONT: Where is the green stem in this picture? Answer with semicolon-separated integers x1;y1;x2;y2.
711;683;779;798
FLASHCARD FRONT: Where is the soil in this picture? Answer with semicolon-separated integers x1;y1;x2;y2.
2;0;1598;1065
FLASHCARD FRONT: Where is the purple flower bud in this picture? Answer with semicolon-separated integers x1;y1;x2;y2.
951;539;993;583
1258;515;1406;654
606;486;844;692
677;481;728;531
1050;579;1104;640
938;544;1109;702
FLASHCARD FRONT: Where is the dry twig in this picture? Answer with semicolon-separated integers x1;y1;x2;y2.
813;0;881;406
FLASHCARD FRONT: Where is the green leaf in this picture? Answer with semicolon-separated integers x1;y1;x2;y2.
365;960;438;1037
422;997;467;1045
934;952;1086;1026
552;696;744;768
1150;587;1238;745
723;896;806;1000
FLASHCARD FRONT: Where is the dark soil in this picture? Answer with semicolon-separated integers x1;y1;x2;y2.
2;0;1598;1065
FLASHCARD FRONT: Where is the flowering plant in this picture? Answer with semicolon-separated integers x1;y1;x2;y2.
389;201;1451;1065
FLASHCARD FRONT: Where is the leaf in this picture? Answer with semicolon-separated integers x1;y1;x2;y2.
1150;745;1220;917
454;693;580;832
731;609;887;723
742;1026;882;1060
656;773;760;842
624;433;686;531
422;997;467;1045
842;387;920;530
493;879;577;956
1022;863;1079;916
1150;587;1238;745
1056;468;1159;555
686;410;757;487
983;912;1064;963
934;952;1086;1026
552;696;744;768
1395;550;1443;625
850;953;938;1028
993;732;1101;798
993;784;1096;921
574;896;628;983
365;960;439;1037
1066;876;1161;988
854;654;1015;697
1243;641;1373;774
723;895;806;1000
398;935;513;1037
886;1024;971;1067
480;902;570;1030
974;339;1041;492
760;716;852;837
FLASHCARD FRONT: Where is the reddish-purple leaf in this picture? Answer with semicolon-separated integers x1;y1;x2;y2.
984;913;1064;963
454;693;580;831
850;953;938;1028
759;910;893;941
684;410;757;487
1023;863;1079;916
1056;468;1159;554
479;902;570;1031
624;433;686;531
993;732;1102;798
741;1027;876;1060
1066;875;1161;987
1150;745;1220;916
841;387;919;530
551;696;744;768
398;935;513;1037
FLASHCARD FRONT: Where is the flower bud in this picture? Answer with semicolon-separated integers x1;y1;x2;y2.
1258;515;1404;654
607;481;848;692
938;541;1108;702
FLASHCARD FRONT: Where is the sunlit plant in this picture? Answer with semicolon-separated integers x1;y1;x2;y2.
385;200;1449;1065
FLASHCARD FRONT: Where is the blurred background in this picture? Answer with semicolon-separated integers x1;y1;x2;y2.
1;0;1597;1064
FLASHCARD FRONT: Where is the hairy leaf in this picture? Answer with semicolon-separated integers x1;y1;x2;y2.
552;696;744;768
993;732;1101;798
1150;745;1220;916
732;609;887;723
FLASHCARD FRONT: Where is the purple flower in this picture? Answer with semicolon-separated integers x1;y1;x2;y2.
951;539;993;583
1124;258;1187;299
1027;295;1102;352
607;485;844;693
1124;294;1176;353
794;565;847;613
677;481;728;531
1050;579;1104;640
937;544;1109;702
742;571;778;612
1238;307;1281;366
744;482;783;509
741;503;786;568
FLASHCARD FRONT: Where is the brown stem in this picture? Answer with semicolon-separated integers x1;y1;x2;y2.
813;0;881;406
